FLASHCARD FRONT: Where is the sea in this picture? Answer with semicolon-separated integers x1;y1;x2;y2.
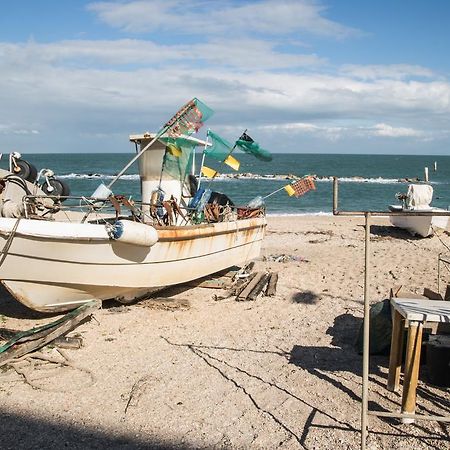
2;153;449;215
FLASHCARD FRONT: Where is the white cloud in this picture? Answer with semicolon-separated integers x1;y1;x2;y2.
369;123;424;138
0;123;40;135
0;39;324;70
340;64;435;81
259;121;431;140
87;0;360;38
0;3;449;154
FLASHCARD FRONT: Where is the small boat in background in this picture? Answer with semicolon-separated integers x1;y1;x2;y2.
389;184;449;237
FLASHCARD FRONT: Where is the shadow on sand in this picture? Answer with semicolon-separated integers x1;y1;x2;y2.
0;409;193;450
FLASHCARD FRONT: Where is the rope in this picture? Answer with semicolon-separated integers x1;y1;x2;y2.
0;218;20;267
431;225;450;253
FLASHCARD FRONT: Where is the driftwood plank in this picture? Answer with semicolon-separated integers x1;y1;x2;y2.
231;273;257;297
0;328;83;349
186;278;232;289
237;272;265;301
265;272;279;297
247;273;270;301
0;301;99;367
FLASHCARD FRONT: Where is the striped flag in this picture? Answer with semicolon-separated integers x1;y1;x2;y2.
284;177;316;197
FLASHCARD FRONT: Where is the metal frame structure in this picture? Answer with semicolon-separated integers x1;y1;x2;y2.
332;177;450;450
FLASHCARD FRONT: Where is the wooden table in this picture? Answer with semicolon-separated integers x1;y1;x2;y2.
387;298;450;423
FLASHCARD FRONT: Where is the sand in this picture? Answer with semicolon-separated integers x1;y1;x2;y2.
0;215;449;449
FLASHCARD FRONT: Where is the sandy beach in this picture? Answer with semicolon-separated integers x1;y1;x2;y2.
1;215;449;449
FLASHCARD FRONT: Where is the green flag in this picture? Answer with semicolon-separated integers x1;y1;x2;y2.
235;132;272;162
205;130;233;162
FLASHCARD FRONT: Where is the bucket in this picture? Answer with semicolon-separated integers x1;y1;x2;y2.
91;183;113;200
426;335;450;387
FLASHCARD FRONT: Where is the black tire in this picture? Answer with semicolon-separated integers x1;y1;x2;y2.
42;178;71;200
208;191;234;207
13;160;38;183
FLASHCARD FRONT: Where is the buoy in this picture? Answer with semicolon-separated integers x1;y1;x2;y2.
110;220;158;247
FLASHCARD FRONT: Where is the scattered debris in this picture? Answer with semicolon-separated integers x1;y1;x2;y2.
263;254;309;263
139;297;190;311
388;270;398;280
0;301;99;367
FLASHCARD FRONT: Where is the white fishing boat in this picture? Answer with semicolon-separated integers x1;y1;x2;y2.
0;100;267;312
389;184;449;237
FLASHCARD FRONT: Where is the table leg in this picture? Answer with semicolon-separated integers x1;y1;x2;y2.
387;309;404;392
401;321;423;424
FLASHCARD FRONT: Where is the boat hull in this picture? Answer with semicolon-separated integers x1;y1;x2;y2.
389;208;449;237
0;217;266;312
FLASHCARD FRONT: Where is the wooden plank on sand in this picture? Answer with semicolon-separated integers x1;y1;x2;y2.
237;272;265;301
265;272;278;297
0;301;99;367
247;272;270;301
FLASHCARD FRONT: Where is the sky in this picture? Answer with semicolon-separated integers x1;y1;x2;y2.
0;0;449;154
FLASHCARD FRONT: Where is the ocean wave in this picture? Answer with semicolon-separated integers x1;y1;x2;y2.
58;173;140;180
57;172;438;186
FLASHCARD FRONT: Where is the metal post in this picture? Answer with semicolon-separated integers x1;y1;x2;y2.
333;177;338;213
361;211;371;450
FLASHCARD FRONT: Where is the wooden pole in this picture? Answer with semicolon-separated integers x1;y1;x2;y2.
361;212;371;450
424;167;429;183
401;321;423;423
387;310;405;392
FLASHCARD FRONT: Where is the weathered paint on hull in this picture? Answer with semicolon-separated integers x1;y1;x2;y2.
0;217;266;312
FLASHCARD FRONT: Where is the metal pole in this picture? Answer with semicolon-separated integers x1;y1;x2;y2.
333;177;339;213
107;132;165;189
361;211;371;450
197;152;206;189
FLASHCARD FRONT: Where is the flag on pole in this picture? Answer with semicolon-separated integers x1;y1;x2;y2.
201;166;218;178
235;132;272;162
223;154;240;170
284;177;316;197
162;98;214;139
205;130;240;170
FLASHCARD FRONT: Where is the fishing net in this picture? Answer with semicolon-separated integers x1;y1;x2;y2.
159;136;197;183
161;98;214;138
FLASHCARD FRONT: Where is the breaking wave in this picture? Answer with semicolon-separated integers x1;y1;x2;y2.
57;172;437;185
58;173;140;180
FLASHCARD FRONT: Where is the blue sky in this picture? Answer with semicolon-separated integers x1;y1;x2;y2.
0;0;449;154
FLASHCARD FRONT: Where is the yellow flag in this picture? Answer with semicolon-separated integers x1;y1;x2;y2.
201;165;218;178
284;184;295;196
167;143;182;157
223;154;240;171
